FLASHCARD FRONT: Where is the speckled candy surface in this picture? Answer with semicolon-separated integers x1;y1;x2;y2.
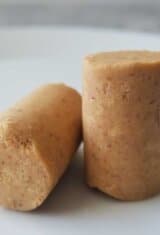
83;51;160;200
0;84;82;211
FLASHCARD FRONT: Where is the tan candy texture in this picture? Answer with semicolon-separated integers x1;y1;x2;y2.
83;51;160;200
0;84;82;211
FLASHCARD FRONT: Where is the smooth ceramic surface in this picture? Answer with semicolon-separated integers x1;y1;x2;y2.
0;27;160;235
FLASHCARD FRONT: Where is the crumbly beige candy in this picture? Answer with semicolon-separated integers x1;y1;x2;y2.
0;84;82;211
83;51;160;201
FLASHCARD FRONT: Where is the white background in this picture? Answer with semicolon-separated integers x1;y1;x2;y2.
0;27;160;235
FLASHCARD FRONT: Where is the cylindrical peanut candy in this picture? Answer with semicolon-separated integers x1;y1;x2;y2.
83;51;160;200
0;84;81;211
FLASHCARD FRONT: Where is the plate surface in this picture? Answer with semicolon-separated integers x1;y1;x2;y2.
0;27;160;235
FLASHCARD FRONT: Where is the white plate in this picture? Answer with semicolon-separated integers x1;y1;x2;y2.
0;27;160;235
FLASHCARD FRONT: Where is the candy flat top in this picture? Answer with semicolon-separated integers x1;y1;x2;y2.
85;50;160;67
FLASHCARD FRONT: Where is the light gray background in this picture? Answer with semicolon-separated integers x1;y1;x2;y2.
0;0;160;32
